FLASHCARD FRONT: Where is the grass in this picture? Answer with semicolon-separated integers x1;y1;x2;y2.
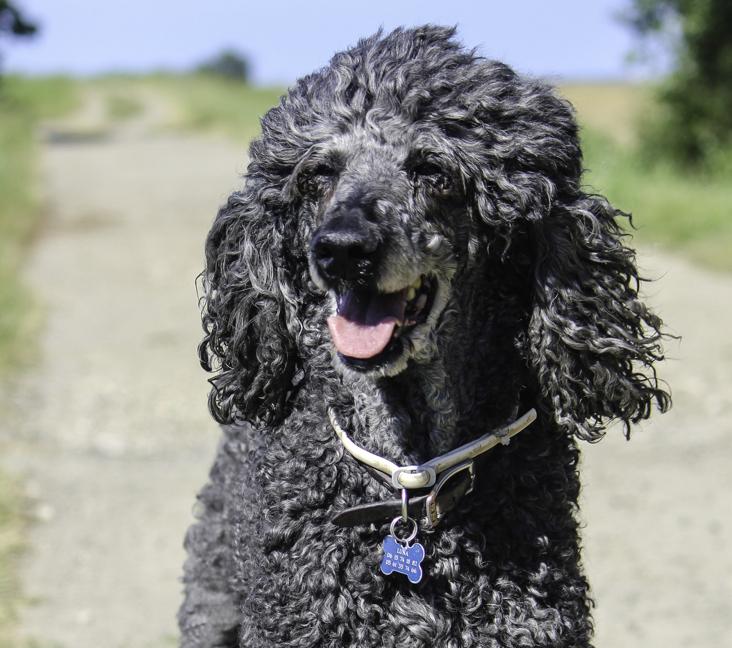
560;82;654;146
580;127;732;271
0;74;78;648
0;75;78;371
144;73;285;147
90;75;145;123
105;92;143;121
563;83;732;272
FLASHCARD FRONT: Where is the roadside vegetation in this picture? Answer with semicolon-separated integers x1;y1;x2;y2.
105;91;143;121
580;125;732;271
562;83;732;272
0;75;77;371
0;73;77;648
146;73;284;146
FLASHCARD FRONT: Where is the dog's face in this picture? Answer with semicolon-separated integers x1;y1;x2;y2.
300;127;468;377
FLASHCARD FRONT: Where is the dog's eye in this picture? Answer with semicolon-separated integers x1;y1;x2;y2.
411;161;452;192
298;164;337;197
412;161;442;177
313;163;336;178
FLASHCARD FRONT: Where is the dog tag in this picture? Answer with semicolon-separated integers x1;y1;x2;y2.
380;535;425;583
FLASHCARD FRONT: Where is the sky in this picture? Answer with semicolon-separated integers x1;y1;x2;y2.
4;0;670;84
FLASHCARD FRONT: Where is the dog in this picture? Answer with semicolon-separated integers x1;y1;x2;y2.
178;25;669;647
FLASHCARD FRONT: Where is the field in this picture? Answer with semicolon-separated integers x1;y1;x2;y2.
144;74;285;145
562;83;732;272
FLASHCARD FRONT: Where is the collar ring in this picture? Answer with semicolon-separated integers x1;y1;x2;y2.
391;465;436;490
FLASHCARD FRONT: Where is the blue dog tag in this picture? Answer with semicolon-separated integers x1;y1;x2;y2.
380;535;425;584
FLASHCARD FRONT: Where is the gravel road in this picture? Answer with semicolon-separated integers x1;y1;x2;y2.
1;90;729;648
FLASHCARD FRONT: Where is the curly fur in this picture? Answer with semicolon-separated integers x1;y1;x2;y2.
179;26;670;647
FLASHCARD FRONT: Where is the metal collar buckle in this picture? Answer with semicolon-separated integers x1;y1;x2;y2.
391;465;437;489
425;461;475;528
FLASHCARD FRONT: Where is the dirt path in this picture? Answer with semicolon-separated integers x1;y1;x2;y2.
2;89;243;647
581;248;732;647
1;88;730;648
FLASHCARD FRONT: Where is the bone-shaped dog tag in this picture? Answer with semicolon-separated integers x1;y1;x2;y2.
380;534;425;584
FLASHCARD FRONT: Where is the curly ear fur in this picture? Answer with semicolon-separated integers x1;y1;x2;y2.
528;194;671;440
447;62;670;440
199;184;299;426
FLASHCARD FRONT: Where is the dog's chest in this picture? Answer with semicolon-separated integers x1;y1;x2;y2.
230;418;589;647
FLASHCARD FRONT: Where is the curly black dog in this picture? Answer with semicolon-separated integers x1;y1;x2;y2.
178;25;669;647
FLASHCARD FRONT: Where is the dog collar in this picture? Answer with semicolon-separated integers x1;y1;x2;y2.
328;407;537;489
328;407;537;527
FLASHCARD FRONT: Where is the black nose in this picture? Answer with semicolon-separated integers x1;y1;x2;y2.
311;208;378;283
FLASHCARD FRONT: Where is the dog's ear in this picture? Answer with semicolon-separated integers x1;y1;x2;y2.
199;184;299;426
453;65;670;439
527;193;671;440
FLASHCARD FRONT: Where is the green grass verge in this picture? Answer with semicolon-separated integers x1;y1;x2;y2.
0;75;78;371
0;74;78;647
105;92;143;121
559;82;732;272
580;126;732;272
89;75;145;123
560;82;653;146
144;73;284;147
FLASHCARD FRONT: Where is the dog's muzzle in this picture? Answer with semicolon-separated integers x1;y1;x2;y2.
310;206;437;368
310;206;379;284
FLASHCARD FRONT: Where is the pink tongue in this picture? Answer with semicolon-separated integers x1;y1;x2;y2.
327;315;398;359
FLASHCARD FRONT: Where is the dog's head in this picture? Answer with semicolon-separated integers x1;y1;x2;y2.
200;26;669;439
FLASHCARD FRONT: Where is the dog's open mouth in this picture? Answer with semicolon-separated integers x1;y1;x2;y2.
327;275;436;367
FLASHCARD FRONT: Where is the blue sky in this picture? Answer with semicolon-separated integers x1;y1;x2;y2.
5;0;669;84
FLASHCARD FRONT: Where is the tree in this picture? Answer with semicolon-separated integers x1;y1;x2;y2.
196;49;250;83
623;0;732;168
0;1;37;70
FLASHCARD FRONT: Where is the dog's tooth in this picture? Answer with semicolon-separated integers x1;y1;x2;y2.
413;276;422;290
406;287;416;301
